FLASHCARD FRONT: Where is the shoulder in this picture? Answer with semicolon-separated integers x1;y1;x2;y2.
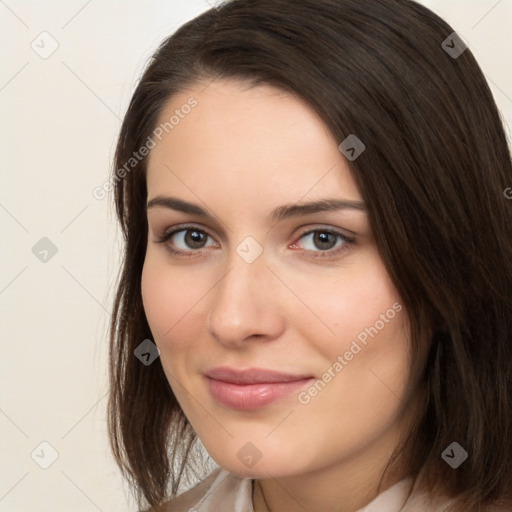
150;466;254;512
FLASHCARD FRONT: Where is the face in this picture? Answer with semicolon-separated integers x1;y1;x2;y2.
142;79;423;480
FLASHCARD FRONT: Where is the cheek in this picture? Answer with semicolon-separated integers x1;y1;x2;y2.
141;256;170;334
141;253;191;344
141;251;211;361
310;263;411;423
291;253;405;359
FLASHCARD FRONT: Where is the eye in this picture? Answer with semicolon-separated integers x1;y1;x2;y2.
291;228;355;258
155;224;355;259
155;225;217;256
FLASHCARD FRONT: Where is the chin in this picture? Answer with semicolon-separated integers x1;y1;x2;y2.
208;449;306;480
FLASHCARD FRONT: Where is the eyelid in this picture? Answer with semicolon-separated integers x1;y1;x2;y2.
155;222;354;240
157;223;215;241
293;223;356;241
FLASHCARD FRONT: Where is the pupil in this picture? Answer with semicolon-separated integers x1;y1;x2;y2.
315;232;335;250
187;230;205;248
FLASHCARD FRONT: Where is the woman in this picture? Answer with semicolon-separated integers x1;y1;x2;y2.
107;0;512;511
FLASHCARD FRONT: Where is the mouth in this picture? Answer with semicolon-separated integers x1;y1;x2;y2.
204;366;315;410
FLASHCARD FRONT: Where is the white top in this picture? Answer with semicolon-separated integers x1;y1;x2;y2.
151;466;464;511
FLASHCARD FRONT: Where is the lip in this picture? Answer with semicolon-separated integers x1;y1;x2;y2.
205;366;315;410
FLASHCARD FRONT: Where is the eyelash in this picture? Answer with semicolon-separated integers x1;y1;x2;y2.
155;224;355;259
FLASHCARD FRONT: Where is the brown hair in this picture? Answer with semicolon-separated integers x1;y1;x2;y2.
107;0;512;510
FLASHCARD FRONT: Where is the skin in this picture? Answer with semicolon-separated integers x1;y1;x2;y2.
142;79;428;512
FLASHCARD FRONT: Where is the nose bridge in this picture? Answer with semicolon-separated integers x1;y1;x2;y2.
213;245;266;318
206;240;282;345
218;232;268;299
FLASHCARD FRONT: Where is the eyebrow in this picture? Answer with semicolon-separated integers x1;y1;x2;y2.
147;195;366;223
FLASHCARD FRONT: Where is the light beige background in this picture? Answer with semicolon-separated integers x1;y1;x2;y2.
1;1;511;511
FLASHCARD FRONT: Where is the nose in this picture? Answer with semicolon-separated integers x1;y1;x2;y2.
206;250;285;348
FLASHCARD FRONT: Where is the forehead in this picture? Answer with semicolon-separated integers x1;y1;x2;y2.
146;79;361;206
